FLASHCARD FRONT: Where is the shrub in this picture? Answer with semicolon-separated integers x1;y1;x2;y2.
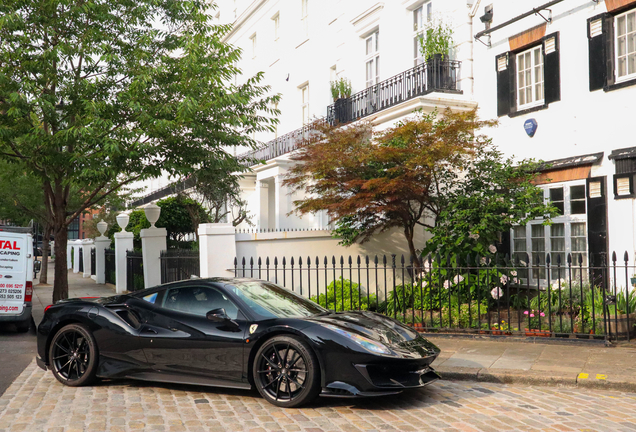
310;278;377;311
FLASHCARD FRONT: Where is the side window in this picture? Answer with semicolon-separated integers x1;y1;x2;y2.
162;287;240;319
496;32;560;116
588;8;636;91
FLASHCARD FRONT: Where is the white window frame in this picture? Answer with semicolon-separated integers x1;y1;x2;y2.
615;8;636;82
516;45;544;110
365;30;380;88
512;180;589;283
249;33;257;59
300;84;309;125
413;2;432;66
301;0;309;38
272;13;280;42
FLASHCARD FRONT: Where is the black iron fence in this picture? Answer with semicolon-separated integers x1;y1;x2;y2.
78;247;84;273
160;249;200;284
327;58;461;126
126;250;144;292
235;252;636;341
104;249;116;285
90;247;96;276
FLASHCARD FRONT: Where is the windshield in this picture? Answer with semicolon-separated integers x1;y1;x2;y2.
227;281;327;319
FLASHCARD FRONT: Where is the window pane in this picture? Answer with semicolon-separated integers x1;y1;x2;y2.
366;37;372;55
571;201;585;214
514;239;527;251
518;54;525;70
572;238;587;252
571;222;586;237
375;31;379;51
526;87;532;104
518;89;525;105
630;53;636;75
628;12;635;33
518;71;525;88
513;226;526;238
618;15;626;36
551;223;565;237
535;82;543;101
619;57;627;77
570;185;585;200
550;188;564;201
619;35;626;57
534;48;541;64
531;225;544;238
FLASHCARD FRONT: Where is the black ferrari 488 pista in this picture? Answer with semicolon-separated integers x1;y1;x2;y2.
37;278;440;407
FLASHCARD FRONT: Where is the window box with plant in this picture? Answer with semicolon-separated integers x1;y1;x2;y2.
418;18;454;90
329;77;352;124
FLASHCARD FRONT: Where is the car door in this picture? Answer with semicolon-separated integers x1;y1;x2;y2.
130;285;248;383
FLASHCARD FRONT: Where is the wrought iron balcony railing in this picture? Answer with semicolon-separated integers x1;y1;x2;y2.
327;58;461;125
238;59;461;165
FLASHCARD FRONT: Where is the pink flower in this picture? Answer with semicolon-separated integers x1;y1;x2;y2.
524;311;529;315
540;312;545;317
530;314;535;317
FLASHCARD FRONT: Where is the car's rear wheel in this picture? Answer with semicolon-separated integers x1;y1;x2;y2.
253;335;321;408
48;323;98;386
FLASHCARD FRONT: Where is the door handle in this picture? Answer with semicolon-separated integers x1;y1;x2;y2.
143;327;158;334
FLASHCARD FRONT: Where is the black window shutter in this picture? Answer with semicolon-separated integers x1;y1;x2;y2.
542;32;560;104
508;52;517;114
495;53;510;116
604;14;615;89
588;14;606;91
586;176;608;289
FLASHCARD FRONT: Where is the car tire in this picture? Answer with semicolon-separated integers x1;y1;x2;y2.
48;323;98;387
253;335;321;408
15;319;30;333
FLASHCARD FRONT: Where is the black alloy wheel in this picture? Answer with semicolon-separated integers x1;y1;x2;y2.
48;323;98;386
253;335;320;407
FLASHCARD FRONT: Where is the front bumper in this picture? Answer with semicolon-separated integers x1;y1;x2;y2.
322;366;440;397
36;355;47;371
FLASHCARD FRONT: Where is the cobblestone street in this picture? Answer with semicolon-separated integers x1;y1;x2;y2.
1;360;636;432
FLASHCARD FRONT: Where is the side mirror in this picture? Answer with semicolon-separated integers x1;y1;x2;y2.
206;308;228;322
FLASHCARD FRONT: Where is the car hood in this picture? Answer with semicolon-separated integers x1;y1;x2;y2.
306;311;439;358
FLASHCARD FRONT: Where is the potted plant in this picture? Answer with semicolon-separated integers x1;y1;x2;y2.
418;18;454;89
329;77;352;124
524;309;547;336
607;290;636;337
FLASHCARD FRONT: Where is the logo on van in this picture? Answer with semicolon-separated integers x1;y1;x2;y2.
3;275;12;279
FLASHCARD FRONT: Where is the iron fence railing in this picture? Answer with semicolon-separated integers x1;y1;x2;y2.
160;249;200;284
90;247;96;276
327;59;461;125
126;250;144;292
104;249;116;285
235;251;636;341
78;247;84;273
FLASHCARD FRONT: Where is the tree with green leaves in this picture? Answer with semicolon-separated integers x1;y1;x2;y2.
284;109;495;260
422;147;558;259
0;0;278;301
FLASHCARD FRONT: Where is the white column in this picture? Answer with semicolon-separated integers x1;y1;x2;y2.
198;223;236;278
81;239;94;278
274;175;282;230
114;213;133;294
114;232;133;293
140;227;167;289
94;237;109;284
255;180;261;230
72;241;81;273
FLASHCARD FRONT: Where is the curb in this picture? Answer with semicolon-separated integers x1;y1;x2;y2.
437;367;636;393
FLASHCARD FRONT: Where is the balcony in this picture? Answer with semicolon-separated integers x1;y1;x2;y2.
327;58;461;125
238;59;461;166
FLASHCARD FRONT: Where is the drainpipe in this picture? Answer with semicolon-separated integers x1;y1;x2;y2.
467;0;482;97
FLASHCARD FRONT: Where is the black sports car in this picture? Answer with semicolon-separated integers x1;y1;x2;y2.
36;278;441;407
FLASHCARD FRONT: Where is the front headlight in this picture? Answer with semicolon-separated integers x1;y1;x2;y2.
322;324;393;355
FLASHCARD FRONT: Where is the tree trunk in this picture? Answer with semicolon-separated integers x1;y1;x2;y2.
404;224;421;270
52;222;68;303
38;224;52;285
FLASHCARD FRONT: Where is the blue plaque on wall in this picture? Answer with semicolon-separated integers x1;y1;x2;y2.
524;118;538;137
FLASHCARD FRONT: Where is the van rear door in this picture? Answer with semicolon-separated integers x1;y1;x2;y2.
0;233;28;316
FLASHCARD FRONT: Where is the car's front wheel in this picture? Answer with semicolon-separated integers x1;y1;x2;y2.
253;335;321;408
48;323;98;386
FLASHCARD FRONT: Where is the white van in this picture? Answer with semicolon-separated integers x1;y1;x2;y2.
0;228;34;332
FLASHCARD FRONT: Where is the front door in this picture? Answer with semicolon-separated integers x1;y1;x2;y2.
130;286;247;383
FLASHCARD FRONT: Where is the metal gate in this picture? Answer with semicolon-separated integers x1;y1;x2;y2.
160;249;200;284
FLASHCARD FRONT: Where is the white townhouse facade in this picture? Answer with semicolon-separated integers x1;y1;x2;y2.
212;0;479;238
471;0;636;285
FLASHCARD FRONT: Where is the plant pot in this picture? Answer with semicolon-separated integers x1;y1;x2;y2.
537;330;550;337
630;277;636;286
607;313;636;337
524;328;537;337
491;330;503;336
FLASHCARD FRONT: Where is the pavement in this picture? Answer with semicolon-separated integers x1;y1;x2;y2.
1;263;636;430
